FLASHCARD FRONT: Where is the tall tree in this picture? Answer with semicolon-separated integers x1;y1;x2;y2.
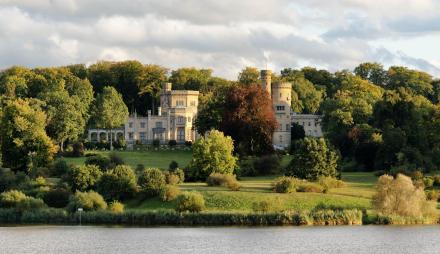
220;84;277;155
237;67;260;86
169;67;212;91
354;62;387;86
138;64;168;115
92;87;129;150
0;99;57;171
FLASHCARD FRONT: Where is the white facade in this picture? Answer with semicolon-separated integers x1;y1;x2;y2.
291;113;323;138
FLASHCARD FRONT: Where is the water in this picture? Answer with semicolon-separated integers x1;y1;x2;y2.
0;225;439;254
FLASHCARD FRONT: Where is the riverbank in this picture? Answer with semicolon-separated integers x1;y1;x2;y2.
0;208;438;226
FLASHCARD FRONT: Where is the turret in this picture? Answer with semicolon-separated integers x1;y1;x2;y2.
163;82;172;92
260;70;272;96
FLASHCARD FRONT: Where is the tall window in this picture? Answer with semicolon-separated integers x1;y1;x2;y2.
128;132;134;140
140;122;145;128
178;116;185;123
139;132;146;140
128;122;133;128
156;122;163;128
177;128;185;141
286;124;290;131
176;100;184;107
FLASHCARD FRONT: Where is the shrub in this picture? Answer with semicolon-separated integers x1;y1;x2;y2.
109;153;125;166
51;159;71;177
15;197;46;212
43;188;71;208
108;201;124;213
68;165;102;191
72;142;85;157
85;155;111;171
184;141;192;147
169;161;179;170
168;140;177;147
67;191;107;212
373;174;436;217
97;165;137;201
252;198;284;213
206;173;225;186
253;155;281;175
227;180;241;191
152;139;160;147
272;177;297;193
206;173;240;190
237;159;257;177
285;137;339;180
174;168;185;183
175;192;205;213
411;170;424;181
297;182;324;193
189;130;237;180
135;164;145;174
423;177;434;188
318;176;346;192
425;190;439;201
160;185;181;202
138;168;166;197
113;139;126;150
0;190;27;207
433;174;440;186
0;168;16;193
164;171;180;185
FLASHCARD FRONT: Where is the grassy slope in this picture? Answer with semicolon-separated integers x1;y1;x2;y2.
126;172;376;212
63;150;193;169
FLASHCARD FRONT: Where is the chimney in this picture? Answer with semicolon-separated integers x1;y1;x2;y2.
158;107;162;116
260;70;272;96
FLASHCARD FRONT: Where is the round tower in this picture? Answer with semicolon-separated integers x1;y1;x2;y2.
260;70;272;96
272;82;292;149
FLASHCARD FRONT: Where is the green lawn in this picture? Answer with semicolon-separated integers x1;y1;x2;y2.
126;172;377;212
63;150;193;169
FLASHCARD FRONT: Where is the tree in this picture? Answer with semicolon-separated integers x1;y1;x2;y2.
291;123;305;142
221;84;278;155
0;99;57;171
354;62;387;86
97;165;137;201
138;64;168;115
169;67;212;91
238;67;260;85
286;137;339;180
92;86;129;150
138;168;166;197
387;66;433;97
68;165;102;191
189;130;237;180
373;174;435;217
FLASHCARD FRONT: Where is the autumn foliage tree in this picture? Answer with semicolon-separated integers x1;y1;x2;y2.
220;84;277;155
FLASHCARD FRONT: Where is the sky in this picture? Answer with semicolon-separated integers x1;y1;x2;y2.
1;0;440;79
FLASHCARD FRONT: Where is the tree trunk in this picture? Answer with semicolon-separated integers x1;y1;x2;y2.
110;129;113;151
60;140;64;152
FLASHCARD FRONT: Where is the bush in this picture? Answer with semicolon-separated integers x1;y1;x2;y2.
237;159;257;177
174;168;185;183
423;177;434;188
425;190;439;201
43;188;71;208
297;182;324;193
164;171;180;185
0;190;46;211
15;197;46;212
411;170;424;181
0;168;16;193
206;173;240;190
113;139;126;150
253;155;281;175
51;159;70;177
252;198;283;213
175;192;205;213
272;177;297;193
168;140;177;147
108;201;124;213
109;153;125;166
318;176;346;192
97;165;137;201
135;164;145;174
152;139;160;147
67;191;107;212
169;161;179;170
138;168;166;197
68;165;102;191
433;174;440;186
185;141;192;147
72;142;85;157
160;185;181;201
85;155;111;171
285;137;339;180
373;174;436;217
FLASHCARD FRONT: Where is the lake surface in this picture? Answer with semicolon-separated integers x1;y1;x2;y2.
1;225;439;254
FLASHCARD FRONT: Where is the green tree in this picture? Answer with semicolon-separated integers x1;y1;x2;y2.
138;168;166;197
0;99;57;171
138;64;168;115
387;66;433;97
354;62;387;86
238;67;260;85
286;137;339;180
92;86;129;150
97;165;137;201
169;67;212;90
68;165;102;191
189;130;237;180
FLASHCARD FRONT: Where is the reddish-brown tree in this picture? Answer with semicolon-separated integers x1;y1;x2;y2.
220;84;278;155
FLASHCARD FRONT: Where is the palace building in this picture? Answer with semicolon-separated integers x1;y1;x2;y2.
88;83;199;148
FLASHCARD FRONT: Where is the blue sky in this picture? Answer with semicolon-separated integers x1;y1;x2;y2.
0;0;439;79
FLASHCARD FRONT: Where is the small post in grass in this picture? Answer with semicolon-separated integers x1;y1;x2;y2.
78;208;83;226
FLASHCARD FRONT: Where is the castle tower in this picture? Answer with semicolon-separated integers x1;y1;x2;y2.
260;70;272;96
260;69;292;149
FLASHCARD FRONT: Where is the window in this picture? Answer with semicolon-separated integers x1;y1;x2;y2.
308;122;311;126
139;132;146;140
176;100;184;107
155;122;163;128
280;93;282;98
128;122;133;128
128;132;134;140
177;128;185;141
188;117;191;123
279;135;283;143
140;122;146;128
276;106;285;111
190;101;196;106
286;124;290;131
178;116;185;124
